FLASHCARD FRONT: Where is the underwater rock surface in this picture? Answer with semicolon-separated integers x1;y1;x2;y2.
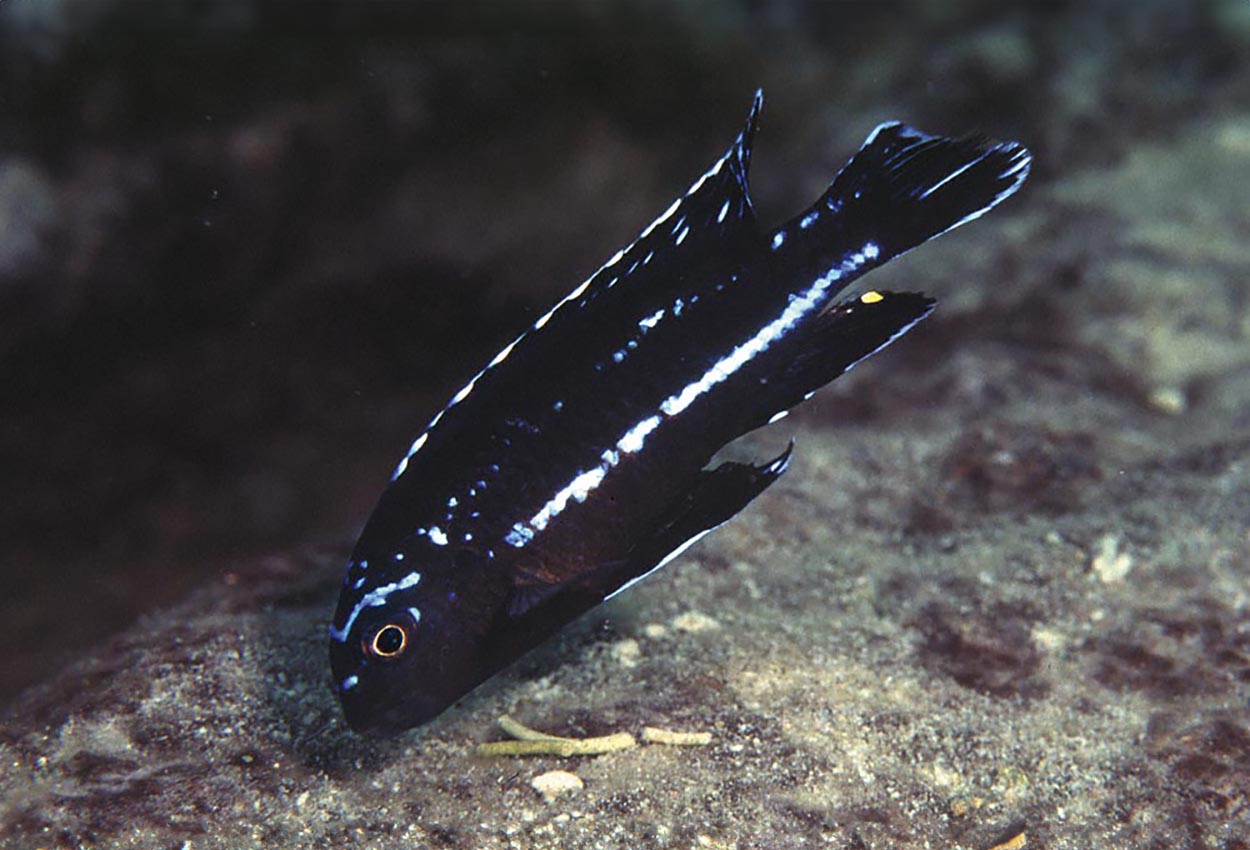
3;1;1250;846
3;115;1248;848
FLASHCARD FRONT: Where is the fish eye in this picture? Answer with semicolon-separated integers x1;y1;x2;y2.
365;623;408;660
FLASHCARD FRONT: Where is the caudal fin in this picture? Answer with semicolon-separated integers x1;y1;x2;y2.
768;122;1031;289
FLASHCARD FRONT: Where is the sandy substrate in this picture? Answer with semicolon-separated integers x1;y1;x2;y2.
2;113;1247;848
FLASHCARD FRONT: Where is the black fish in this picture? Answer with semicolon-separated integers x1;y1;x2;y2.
329;91;1030;734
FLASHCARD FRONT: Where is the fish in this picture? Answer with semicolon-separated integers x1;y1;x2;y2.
329;90;1031;735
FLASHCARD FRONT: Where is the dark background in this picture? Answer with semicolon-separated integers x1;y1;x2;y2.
0;0;1245;706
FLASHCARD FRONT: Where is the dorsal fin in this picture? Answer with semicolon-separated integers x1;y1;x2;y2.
553;91;762;314
381;94;769;492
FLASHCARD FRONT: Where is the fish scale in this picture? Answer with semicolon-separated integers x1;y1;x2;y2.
330;90;1031;735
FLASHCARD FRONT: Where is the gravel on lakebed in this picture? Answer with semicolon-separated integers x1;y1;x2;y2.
2;118;1249;850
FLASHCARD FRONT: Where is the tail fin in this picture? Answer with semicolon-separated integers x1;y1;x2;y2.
769;122;1031;287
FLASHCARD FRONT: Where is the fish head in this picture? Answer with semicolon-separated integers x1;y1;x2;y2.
328;545;495;735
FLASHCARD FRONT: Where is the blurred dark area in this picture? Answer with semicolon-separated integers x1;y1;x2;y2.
0;0;1247;706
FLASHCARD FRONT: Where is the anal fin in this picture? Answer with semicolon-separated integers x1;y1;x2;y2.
746;289;935;430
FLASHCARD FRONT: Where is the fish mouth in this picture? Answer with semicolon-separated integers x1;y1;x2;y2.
329;630;454;735
339;686;450;736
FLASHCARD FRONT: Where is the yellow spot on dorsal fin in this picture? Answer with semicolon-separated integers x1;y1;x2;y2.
860;290;884;304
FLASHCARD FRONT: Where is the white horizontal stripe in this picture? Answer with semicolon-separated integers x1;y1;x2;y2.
329;571;421;643
617;415;661;454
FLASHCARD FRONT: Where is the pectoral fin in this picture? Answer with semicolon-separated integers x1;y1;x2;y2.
505;559;628;618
